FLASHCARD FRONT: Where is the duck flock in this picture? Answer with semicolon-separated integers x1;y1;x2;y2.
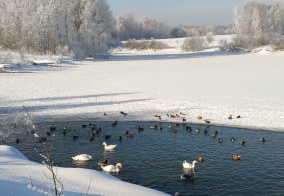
13;111;267;183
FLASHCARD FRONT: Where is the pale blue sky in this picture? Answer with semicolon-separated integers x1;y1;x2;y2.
107;0;272;26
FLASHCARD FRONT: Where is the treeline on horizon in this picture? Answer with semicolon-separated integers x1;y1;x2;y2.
0;0;284;58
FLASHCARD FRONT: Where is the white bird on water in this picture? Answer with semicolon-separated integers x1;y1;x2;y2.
71;154;92;161
102;142;117;151
183;160;198;170
101;163;122;173
34;133;40;138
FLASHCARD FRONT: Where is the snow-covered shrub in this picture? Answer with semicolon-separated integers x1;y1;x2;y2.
0;49;12;64
55;45;74;58
206;32;215;44
125;39;168;50
148;39;169;50
272;37;284;51
181;37;206;52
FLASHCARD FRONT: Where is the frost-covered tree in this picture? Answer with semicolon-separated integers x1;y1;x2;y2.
140;17;171;39
234;0;284;49
0;0;114;57
170;27;187;38
114;14;171;40
115;14;144;40
83;0;114;55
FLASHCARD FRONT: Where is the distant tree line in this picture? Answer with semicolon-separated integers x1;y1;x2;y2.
2;0;283;57
0;0;114;58
112;13;234;41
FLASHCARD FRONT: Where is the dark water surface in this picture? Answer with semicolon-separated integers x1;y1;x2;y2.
5;121;284;196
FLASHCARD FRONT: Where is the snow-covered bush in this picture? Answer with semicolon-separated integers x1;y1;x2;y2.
181;37;206;52
206;32;215;45
125;39;168;50
272;37;284;51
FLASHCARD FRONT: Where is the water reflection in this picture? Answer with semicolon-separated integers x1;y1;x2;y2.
72;160;92;167
103;149;116;155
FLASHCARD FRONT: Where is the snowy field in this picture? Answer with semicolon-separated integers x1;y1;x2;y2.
0;35;284;195
1;35;283;132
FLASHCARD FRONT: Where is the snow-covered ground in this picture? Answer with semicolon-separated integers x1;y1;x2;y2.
1;35;283;131
0;35;284;195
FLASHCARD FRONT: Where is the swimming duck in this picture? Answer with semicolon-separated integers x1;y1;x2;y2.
240;140;245;145
197;156;204;163
111;121;118;126
126;133;134;138
150;125;157;129
102;142;117;151
260;138;265;143
135;125;144;131
72;154;92;161
231;137;235;142
101;163;122;173
185;126;192;132
232;154;241;161
125;131;134;138
183;160;198;170
97;160;109;166
210;131;218;138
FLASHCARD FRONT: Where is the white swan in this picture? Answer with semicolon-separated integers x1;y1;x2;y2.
101;163;122;173
183;160;198;169
72;154;92;161
102;142;117;151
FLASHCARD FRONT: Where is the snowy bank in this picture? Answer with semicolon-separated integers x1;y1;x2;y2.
0;145;170;196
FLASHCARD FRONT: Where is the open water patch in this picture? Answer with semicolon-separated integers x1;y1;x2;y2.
3;120;284;195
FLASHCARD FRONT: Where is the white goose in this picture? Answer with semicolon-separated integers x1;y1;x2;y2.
72;154;92;161
102;142;117;151
101;163;122;173
183;160;198;169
